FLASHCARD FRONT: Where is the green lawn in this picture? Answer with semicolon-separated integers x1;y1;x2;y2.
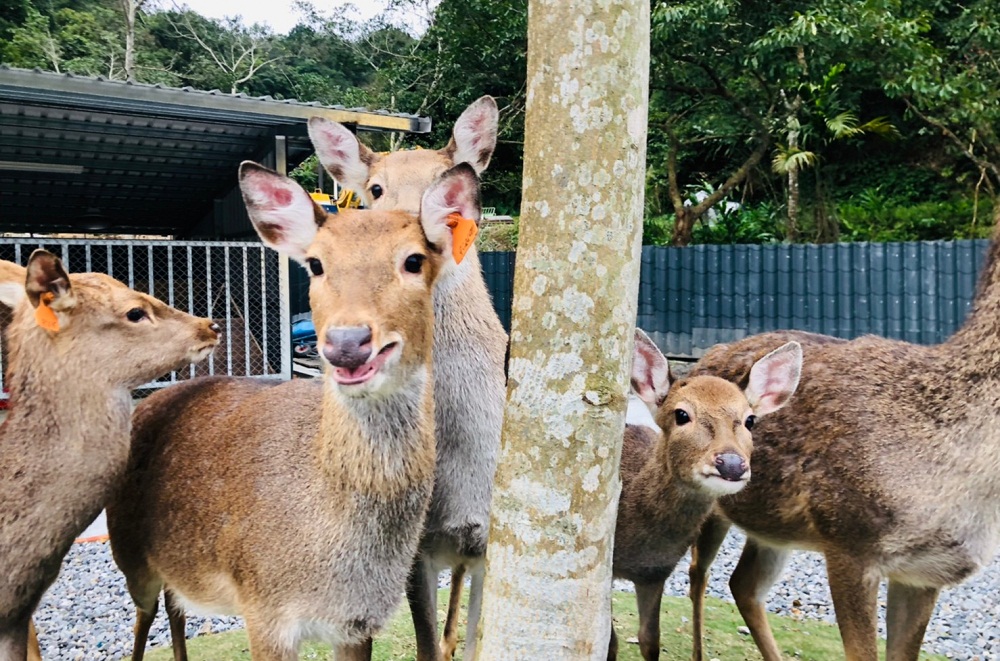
139;590;946;660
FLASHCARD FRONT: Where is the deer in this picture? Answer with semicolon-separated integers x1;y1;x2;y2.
685;206;1000;661
106;160;483;661
0;250;220;661
307;95;507;661
607;329;801;661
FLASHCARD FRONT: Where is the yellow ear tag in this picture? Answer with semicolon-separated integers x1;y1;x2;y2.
446;212;479;265
35;292;60;332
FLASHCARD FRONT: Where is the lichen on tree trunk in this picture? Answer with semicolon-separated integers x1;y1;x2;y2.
475;0;649;658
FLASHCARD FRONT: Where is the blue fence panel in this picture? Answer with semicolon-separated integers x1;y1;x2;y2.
478;238;990;358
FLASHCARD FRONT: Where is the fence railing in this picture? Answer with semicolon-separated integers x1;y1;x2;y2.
476;240;991;358
0;238;289;401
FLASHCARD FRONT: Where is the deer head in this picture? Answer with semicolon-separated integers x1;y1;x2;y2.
239;161;482;396
308;96;498;214
631;329;802;496
2;250;220;390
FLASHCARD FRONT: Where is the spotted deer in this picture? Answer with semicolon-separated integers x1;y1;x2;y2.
308;96;507;661
0;251;220;660
686;206;1000;661
607;330;801;661
107;161;482;661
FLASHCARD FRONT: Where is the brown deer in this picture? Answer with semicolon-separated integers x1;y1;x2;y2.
608;329;801;661
107;160;482;661
0;250;220;660
685;209;1000;661
308;96;507;661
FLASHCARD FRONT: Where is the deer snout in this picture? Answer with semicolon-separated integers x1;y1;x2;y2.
715;452;749;481
323;326;373;369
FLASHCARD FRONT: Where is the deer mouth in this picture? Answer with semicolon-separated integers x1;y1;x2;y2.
188;342;219;363
332;342;398;386
696;467;751;496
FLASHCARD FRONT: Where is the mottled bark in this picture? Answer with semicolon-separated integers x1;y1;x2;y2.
475;0;649;659
120;0;138;82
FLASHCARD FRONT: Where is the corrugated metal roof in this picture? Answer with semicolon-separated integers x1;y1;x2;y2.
0;66;431;236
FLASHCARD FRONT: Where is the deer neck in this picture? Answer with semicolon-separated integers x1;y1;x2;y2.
946;231;1000;372
317;367;436;499
1;334;133;481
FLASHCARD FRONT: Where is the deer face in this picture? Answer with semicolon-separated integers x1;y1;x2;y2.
308;95;498;214
632;329;802;497
658;376;757;495
0;250;221;389
240;161;481;397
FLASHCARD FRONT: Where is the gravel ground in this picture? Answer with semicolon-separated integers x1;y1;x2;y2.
35;533;1000;660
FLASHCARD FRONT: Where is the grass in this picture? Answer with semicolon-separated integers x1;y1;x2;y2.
139;590;947;660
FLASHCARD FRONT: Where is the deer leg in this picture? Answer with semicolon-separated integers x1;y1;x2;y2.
689;514;731;661
164;590;189;661
129;597;159;661
441;564;466;661
406;554;441;661
245;619;298;661
27;619;41;661
461;566;484;661
728;539;790;661
885;581;939;661
0;619;30;661
335;637;374;661
606;622;619;661
824;551;880;661
635;580;666;661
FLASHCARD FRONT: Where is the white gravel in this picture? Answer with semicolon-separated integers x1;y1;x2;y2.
35;532;999;659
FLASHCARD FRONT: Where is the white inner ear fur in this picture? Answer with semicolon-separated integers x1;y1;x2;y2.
450;101;498;173
308;118;370;192
0;282;25;309
242;171;319;264
631;329;671;410
745;341;802;417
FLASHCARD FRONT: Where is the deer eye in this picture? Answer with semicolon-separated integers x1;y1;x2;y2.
126;308;147;323
404;254;426;274
370;184;383;200
674;409;691;425
745;415;757;430
306;258;324;276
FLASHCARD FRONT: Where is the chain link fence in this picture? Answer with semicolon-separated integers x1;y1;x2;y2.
0;238;289;404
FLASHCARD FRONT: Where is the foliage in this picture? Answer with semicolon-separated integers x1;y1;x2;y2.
838;188;994;242
0;0;995;245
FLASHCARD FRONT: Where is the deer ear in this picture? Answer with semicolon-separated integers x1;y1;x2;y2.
25;250;75;332
0;260;27;309
631;328;672;412
441;96;498;174
239;161;326;264
745;341;802;417
307;117;376;194
420;163;481;262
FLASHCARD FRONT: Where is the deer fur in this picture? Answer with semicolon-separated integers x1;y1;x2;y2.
685;209;1000;661
607;330;801;661
0;251;219;660
107;161;483;661
309;96;507;661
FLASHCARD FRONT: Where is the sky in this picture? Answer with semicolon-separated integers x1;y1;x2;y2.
177;0;393;34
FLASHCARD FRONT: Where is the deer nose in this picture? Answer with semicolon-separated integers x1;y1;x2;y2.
323;326;372;370
715;453;748;481
209;322;221;335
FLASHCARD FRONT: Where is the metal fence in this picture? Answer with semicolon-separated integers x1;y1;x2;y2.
475;239;991;358
0;238;289;402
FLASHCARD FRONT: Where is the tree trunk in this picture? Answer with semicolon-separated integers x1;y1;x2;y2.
785;116;801;242
121;0;138;82
475;0;649;658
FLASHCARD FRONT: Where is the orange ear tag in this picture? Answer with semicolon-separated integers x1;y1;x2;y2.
35;292;60;332
446;212;479;264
